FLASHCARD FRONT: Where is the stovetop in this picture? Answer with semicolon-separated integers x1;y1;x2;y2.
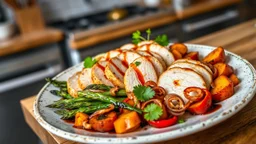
50;5;159;34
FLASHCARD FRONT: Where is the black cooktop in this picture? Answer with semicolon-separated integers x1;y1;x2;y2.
50;5;159;33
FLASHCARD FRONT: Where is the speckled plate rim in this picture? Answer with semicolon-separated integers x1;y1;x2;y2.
34;43;256;144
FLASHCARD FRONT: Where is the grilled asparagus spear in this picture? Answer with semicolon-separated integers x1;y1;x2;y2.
50;90;72;99
46;78;67;88
78;91;142;114
47;97;92;108
55;104;111;119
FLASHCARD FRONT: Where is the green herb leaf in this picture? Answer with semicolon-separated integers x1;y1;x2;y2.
132;30;142;44
84;57;97;68
146;28;151;40
154;34;169;46
143;103;163;121
132;30;147;44
134;61;141;66
178;119;185;124
133;85;155;102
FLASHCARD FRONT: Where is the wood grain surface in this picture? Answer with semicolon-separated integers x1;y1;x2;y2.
20;19;256;144
70;0;241;50
0;28;63;57
175;0;241;19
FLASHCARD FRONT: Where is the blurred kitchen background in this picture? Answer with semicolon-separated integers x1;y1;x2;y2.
0;0;255;143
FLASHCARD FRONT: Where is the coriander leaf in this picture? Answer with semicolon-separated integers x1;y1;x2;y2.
178;119;185;124
146;28;151;40
132;30;141;39
132;30;147;44
154;34;169;46
132;39;141;44
134;61;141;66
143;103;163;121
133;85;155;102
84;57;97;68
132;31;142;44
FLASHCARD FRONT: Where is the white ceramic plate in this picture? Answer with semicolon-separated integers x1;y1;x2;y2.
34;44;256;144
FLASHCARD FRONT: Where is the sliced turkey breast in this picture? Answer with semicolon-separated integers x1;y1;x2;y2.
91;61;114;86
137;50;167;70
105;57;127;88
137;40;155;47
100;49;123;61
168;62;212;89
137;43;175;66
120;43;137;50
78;68;93;90
158;67;207;103
67;72;83;98
117;51;142;67
142;56;164;77
94;53;106;61
173;59;213;74
124;57;158;92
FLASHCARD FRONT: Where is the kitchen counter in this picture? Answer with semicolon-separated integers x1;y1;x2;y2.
70;0;242;50
0;28;63;57
20;19;256;144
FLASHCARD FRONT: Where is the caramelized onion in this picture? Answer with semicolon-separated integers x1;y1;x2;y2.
89;104;115;119
164;94;187;116
184;87;205;102
144;81;157;88
110;86;119;96
153;86;166;100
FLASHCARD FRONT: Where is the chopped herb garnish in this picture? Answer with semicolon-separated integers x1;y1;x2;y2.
146;28;151;40
134;61;141;66
154;34;169;46
133;85;155;102
143;103;163;121
132;29;169;46
84;57;97;68
178;119;185;124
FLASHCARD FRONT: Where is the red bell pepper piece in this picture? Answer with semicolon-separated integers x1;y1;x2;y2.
148;116;178;128
188;89;212;114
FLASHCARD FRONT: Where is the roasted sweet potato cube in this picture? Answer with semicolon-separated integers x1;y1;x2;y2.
74;112;89;128
214;63;233;77
183;51;199;60
211;75;234;102
203;47;225;64
169;43;188;56
171;49;183;60
229;74;240;86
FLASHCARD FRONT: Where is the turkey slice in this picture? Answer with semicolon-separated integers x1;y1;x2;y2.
117;51;142;67
158;67;207;103
78;68;93;90
168;62;212;89
173;59;213;74
105;57;127;88
124;57;158;92
91;61;114;86
137;42;175;66
137;50;167;70
67;72;83;98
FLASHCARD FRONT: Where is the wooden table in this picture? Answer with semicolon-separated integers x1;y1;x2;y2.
0;28;63;57
20;19;256;144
